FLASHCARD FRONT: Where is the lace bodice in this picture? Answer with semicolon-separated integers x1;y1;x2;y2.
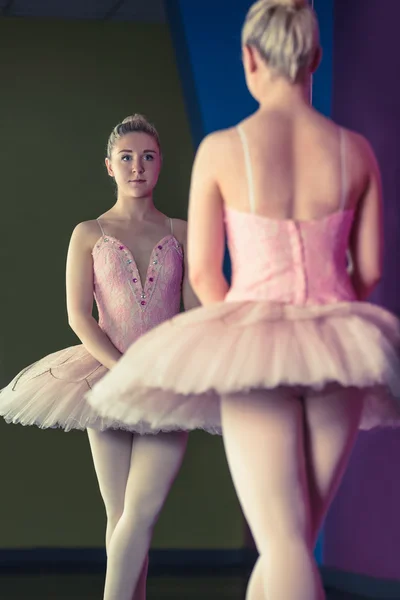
225;207;356;305
224;125;356;306
92;229;183;353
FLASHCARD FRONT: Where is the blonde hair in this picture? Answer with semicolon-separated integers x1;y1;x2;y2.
106;114;162;159
242;0;319;83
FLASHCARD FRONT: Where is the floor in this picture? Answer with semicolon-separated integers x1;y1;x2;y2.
0;572;387;599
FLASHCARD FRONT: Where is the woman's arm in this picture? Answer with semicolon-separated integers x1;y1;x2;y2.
66;221;122;370
187;133;229;306
172;219;200;311
349;136;383;300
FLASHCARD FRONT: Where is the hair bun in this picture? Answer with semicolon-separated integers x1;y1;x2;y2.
121;113;147;125
274;0;306;7
242;0;318;83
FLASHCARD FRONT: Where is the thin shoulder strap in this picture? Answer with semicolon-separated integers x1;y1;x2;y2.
97;218;106;237
237;125;256;213
169;217;174;235
339;128;348;211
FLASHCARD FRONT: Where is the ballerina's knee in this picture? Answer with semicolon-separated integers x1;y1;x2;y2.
118;493;165;536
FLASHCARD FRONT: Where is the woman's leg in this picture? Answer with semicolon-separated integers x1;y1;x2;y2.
87;429;149;600
239;387;364;599
87;429;133;550
221;388;324;600
103;431;188;600
302;386;363;537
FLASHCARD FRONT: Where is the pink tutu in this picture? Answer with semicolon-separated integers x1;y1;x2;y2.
0;223;185;434
0;345;136;432
86;299;400;433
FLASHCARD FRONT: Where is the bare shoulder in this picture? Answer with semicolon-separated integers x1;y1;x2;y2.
344;128;379;169
70;219;102;251
341;129;381;211
196;128;234;158
170;218;188;245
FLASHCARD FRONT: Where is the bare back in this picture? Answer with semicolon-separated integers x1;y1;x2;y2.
188;103;383;302
218;106;371;220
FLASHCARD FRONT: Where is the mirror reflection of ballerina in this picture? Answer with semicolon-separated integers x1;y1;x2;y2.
0;114;200;600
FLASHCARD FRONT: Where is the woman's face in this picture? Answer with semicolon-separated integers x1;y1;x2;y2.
106;131;161;198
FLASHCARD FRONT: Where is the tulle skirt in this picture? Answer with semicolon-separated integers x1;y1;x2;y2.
86;300;400;434
0;345;143;432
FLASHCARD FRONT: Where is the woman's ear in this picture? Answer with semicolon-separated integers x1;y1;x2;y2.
242;44;258;74
105;157;114;177
310;45;322;74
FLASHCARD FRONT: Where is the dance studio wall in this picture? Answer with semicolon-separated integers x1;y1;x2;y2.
0;17;242;552
323;0;400;583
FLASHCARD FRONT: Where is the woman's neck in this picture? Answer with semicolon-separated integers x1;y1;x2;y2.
256;76;310;111
111;194;158;221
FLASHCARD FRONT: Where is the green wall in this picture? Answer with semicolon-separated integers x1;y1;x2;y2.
0;17;243;550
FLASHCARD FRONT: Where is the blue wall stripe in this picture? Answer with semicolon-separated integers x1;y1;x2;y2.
313;0;334;118
166;0;256;143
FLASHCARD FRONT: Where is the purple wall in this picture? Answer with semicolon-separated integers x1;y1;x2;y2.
325;431;400;579
324;0;400;580
331;0;400;314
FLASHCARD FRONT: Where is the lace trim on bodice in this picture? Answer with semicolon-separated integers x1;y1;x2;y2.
92;234;183;311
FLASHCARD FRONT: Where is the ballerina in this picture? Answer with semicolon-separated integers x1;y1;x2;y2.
0;113;198;600
87;2;400;599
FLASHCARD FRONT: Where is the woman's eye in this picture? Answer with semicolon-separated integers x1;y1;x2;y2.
121;155;131;161
144;154;154;161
